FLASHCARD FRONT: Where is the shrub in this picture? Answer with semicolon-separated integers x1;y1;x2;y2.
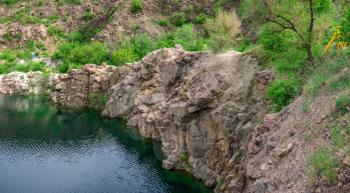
156;24;205;51
194;14;207;24
205;10;241;52
1;0;22;5
0;50;16;61
111;47;138;66
47;25;64;37
158;18;170;27
14;64;31;72
131;34;155;59
171;12;187;26
65;31;84;42
267;79;300;111
0;62;13;74
57;62;70;73
70;42;109;65
30;61;45;72
82;11;94;21
308;149;337;182
258;30;287;53
130;0;143;13
53;41;109;71
335;95;350;113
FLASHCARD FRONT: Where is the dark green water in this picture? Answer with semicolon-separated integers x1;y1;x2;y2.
0;95;212;193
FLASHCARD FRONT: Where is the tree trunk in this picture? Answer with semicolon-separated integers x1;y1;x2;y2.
307;0;315;65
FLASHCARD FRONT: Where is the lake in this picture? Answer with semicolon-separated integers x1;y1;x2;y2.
0;95;212;193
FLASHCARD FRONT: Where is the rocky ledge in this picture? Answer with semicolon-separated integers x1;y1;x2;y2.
0;46;275;192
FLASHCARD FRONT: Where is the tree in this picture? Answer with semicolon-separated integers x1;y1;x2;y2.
241;0;334;64
205;10;241;52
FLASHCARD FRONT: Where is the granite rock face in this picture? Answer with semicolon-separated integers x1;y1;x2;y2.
102;47;273;190
0;64;128;110
0;71;44;95
48;64;128;109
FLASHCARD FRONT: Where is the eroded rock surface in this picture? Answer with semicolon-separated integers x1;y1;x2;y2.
102;47;273;189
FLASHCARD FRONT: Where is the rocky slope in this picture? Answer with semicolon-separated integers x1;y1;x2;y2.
243;71;350;193
0;0;218;51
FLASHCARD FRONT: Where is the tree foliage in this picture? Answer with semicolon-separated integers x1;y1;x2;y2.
205;10;241;52
241;0;334;64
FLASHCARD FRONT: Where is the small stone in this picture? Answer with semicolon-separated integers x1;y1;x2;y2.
342;156;350;166
260;163;268;171
162;160;174;169
278;143;294;158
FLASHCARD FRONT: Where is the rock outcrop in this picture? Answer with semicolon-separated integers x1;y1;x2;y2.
48;64;128;109
102;47;273;189
0;64;128;110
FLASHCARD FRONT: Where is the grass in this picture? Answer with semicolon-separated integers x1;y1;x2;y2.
331;127;346;148
335;95;350;113
308;148;337;183
304;50;350;96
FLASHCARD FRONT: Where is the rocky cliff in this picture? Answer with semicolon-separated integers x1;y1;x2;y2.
0;47;276;192
101;46;274;190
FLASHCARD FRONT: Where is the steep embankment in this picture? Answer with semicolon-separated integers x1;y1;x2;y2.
0;47;274;192
243;70;350;193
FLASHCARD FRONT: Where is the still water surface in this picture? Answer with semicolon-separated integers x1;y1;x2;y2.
0;95;212;193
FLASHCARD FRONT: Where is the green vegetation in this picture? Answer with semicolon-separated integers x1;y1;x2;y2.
130;0;143;13
0;0;22;6
171;12;187;26
335;95;350;113
267;79;300;111
331;127;346;148
53;41;109;73
308;148;337;182
205;10;241;52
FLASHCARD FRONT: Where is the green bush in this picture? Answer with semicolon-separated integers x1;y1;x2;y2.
130;0;143;13
267;79;300;111
258;29;289;53
0;50;16;62
308;149;337;182
335;95;350;113
156;24;205;51
171;12;187;26
70;42;109;65
0;62;13;74
158;18;170;27
65;31;84;42
53;41;109;71
131;34;155;59
205;10;241;52
194;14;207;24
47;25;64;37
57;63;70;73
82;11;94;21
111;47;138;66
30;61;46;71
1;0;22;5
